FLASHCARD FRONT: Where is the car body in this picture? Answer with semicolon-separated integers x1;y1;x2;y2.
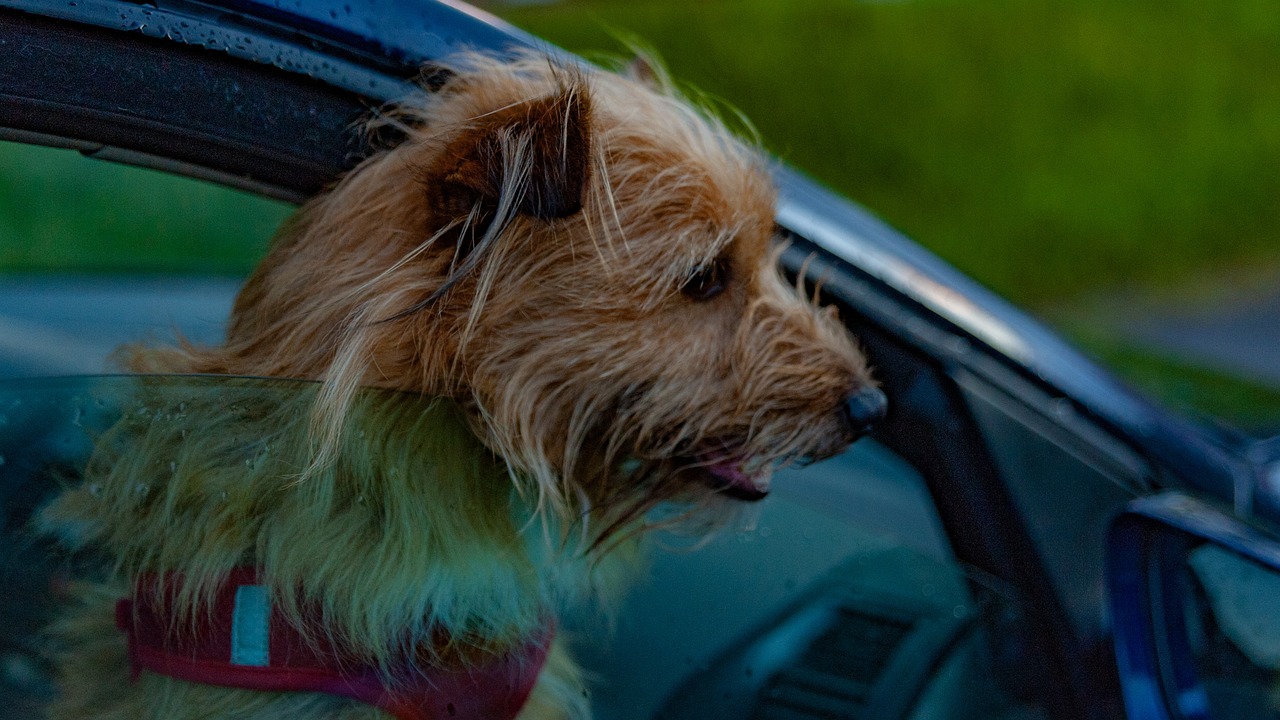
1;2;1277;719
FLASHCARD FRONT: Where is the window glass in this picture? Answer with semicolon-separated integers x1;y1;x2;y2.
959;373;1146;639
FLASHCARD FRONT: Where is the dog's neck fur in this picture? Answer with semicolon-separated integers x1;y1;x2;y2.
42;381;633;667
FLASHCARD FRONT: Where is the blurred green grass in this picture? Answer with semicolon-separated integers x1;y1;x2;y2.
0;141;289;275
1070;331;1280;434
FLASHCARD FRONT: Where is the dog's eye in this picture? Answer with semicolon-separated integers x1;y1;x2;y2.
680;257;729;301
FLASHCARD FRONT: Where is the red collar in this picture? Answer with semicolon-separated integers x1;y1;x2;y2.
115;568;552;720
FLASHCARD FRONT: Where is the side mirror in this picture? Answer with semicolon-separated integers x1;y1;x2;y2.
1108;493;1280;720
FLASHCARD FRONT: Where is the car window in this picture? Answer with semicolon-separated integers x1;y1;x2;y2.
958;372;1148;640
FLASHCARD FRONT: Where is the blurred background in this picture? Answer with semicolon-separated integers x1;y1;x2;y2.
3;0;1280;433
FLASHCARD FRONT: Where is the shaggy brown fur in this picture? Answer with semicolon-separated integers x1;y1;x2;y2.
40;51;876;719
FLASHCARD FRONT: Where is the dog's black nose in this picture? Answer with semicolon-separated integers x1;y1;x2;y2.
841;386;888;437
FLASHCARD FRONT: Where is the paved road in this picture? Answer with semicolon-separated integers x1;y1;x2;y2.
1120;287;1280;388
0;275;238;377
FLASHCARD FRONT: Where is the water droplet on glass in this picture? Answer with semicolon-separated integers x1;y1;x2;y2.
1052;398;1073;420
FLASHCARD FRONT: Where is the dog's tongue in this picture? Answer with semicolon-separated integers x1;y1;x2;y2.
705;458;770;501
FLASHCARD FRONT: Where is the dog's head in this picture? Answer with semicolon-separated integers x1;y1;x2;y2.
218;51;881;525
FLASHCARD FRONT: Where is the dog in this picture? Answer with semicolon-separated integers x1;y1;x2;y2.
39;50;883;719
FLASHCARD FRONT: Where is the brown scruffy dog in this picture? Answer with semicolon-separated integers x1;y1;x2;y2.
39;51;881;719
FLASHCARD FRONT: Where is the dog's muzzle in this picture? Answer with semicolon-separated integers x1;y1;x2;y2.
841;386;888;439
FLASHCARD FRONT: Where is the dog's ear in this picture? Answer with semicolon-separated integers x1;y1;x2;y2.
430;84;592;223
388;84;592;317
